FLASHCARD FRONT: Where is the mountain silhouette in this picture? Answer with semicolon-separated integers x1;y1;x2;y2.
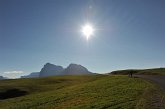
21;72;39;78
0;76;7;80
39;63;92;77
21;63;93;78
39;63;64;77
61;63;92;75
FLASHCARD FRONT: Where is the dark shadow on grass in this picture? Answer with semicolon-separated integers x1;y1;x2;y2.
0;88;28;100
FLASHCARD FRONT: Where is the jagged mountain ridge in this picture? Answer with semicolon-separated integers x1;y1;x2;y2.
61;63;92;75
40;63;92;77
39;63;64;77
21;63;94;78
22;63;93;78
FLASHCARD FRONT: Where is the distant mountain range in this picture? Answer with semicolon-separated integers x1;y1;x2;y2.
21;63;93;78
21;72;40;78
0;76;7;80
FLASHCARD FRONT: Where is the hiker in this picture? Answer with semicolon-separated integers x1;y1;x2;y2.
129;71;133;77
130;71;133;77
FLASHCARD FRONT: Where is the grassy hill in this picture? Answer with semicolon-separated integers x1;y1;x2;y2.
111;68;165;76
0;75;165;109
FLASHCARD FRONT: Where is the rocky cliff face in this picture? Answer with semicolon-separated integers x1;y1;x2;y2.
62;63;92;75
39;63;64;77
22;63;93;78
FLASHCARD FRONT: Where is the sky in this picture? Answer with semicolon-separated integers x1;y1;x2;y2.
0;0;165;78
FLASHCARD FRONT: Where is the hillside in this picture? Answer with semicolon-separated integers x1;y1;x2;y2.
0;75;165;109
111;68;165;76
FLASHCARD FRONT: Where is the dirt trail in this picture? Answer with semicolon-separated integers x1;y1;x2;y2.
135;75;165;90
135;75;165;109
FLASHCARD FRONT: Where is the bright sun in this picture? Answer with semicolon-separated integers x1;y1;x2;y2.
82;24;94;40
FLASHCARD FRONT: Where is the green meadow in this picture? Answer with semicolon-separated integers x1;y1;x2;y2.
0;75;164;109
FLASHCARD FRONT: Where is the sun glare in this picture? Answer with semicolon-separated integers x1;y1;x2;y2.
82;24;94;40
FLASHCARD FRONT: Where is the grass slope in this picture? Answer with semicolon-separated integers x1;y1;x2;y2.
111;68;165;75
0;75;165;109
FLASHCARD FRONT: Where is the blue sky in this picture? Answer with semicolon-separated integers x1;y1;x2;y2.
0;0;165;78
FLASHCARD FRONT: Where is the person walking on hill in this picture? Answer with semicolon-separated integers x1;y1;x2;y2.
129;71;133;77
